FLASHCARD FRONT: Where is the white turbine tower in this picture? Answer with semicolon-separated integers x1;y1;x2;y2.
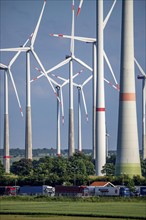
135;59;146;160
0;64;23;172
115;0;141;177
0;65;10;173
95;0;106;176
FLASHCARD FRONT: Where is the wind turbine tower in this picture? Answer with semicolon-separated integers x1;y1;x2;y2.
115;0;141;177
1;67;10;173
56;86;61;156
25;51;32;159
77;86;82;153
137;74;146;160
96;0;106;176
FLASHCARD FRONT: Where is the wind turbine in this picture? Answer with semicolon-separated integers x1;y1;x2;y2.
0;35;32;173
135;58;146;160
34;0;92;157
50;69;84;156
32;67;63;157
35;67;84;157
0;0;56;160
74;75;92;153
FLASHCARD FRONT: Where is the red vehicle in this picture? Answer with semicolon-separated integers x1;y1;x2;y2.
5;186;17;195
0;186;18;196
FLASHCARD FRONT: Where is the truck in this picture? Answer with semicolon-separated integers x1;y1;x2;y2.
18;185;55;196
139;186;146;196
94;186;130;197
0;186;19;196
119;187;130;197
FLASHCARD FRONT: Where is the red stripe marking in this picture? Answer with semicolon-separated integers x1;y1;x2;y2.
33;77;38;81
116;84;120;91
3;156;12;158
72;5;74;10
20;107;22;112
96;108;105;112
57;154;61;157
49;34;53;36
76;8;81;16
58;34;63;37
120;93;136;101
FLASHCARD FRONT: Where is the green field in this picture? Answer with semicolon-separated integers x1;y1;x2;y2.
1;215;135;220
0;198;146;219
0;215;136;220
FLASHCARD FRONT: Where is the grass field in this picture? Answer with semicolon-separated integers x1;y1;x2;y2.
0;198;146;219
0;215;138;220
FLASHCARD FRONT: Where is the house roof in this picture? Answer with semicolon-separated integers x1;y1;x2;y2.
90;181;115;187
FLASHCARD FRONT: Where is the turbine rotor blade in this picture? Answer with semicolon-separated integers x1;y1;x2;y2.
103;0;117;29
31;0;46;47
46;57;71;75
76;0;84;16
0;47;30;52
8;69;23;117
9;35;32;67
51;74;67;82
31;50;61;103
60;88;65;124
70;0;75;56
81;88;88;121
34;67;59;86
0;63;8;69
134;58;146;77
104;78;119;91
103;50;118;85
49;33;95;43
82;75;93;87
73;56;93;72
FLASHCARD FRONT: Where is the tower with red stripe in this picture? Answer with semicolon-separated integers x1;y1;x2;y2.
95;0;106;176
115;0;141;177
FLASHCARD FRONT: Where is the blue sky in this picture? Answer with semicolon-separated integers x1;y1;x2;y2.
0;0;145;152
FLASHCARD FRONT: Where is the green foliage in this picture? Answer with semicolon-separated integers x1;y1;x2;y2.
0;160;5;176
1;153;145;187
101;163;115;176
4;153;94;186
10;159;33;176
141;158;146;177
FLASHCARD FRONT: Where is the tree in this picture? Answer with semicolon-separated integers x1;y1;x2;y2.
33;156;53;176
0;161;5;176
10;159;33;176
101;163;115;176
141;159;146;177
101;154;116;176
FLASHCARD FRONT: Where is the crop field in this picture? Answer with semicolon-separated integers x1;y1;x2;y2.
0;197;146;220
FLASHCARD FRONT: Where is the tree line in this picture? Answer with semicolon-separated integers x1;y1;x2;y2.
0;153;146;189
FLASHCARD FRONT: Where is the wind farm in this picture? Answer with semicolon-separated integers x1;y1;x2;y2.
0;0;145;178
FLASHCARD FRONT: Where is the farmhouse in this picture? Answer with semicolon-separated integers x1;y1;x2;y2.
89;181;119;196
